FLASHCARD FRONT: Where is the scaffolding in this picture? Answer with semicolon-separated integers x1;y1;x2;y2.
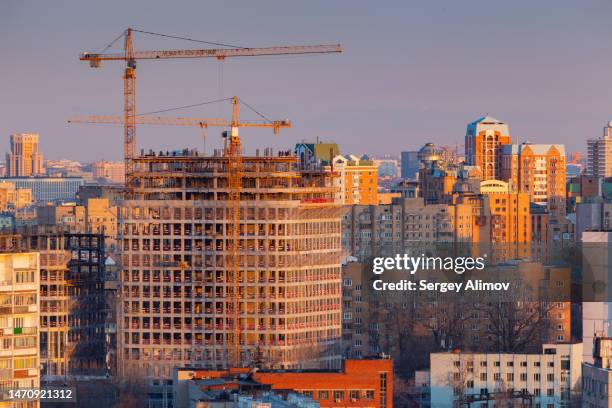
118;152;345;381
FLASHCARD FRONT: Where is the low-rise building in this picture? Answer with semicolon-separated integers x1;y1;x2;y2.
430;343;582;408
174;359;393;408
1;177;84;203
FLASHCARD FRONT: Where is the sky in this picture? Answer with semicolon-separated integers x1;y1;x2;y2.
2;0;612;162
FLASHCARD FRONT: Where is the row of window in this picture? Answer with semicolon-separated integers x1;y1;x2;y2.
299;389;375;401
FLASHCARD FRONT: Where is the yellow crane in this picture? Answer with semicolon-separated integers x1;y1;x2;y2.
79;27;341;186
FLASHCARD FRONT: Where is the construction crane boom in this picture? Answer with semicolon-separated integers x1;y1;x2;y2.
68;114;291;134
81;44;342;64
79;27;340;186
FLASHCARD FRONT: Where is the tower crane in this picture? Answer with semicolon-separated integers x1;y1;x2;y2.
79;27;341;186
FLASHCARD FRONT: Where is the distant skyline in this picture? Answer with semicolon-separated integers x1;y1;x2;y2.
2;0;612;161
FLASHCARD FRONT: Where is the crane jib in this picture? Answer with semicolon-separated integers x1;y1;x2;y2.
80;45;342;61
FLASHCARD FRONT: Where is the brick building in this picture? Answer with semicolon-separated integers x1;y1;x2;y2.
173;358;393;408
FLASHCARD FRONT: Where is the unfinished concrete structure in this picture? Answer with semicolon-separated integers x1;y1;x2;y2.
0;228;106;379
117;151;345;399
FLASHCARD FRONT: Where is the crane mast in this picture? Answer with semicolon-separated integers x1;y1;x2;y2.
123;28;136;185
227;97;242;367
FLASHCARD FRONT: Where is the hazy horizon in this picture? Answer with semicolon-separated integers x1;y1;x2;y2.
2;0;612;162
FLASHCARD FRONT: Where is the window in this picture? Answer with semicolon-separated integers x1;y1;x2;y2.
534;373;540;381
364;390;374;400
333;390;344;401
561;359;570;370
547;373;554;381
318;391;328;400
349;390;360;401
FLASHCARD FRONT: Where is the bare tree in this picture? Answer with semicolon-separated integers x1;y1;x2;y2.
476;301;555;353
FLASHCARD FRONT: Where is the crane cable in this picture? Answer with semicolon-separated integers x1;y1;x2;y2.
135;97;275;124
132;29;246;49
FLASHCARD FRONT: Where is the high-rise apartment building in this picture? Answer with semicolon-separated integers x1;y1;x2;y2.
342;197;474;261
479;179;531;245
0;251;40;408
117;151;344;406
2;229;107;378
587;121;612;178
465;116;511;181
331;155;379;205
501;142;566;221
6;134;45;177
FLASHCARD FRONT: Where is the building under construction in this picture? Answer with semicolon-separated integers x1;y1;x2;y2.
0;228;106;379
117;149;345;390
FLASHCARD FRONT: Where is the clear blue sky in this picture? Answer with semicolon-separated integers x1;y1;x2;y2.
2;0;612;161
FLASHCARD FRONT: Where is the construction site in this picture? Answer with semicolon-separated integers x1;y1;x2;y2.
66;28;348;406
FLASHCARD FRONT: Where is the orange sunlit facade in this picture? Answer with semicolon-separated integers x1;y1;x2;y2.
174;358;393;408
331;155;379;205
465;116;511;181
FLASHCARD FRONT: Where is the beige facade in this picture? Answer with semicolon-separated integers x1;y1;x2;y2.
430;343;583;407
92;161;125;185
6;134;44;178
36;199;117;250
342;197;474;261
0;182;32;212
0;252;40;408
117;153;344;405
